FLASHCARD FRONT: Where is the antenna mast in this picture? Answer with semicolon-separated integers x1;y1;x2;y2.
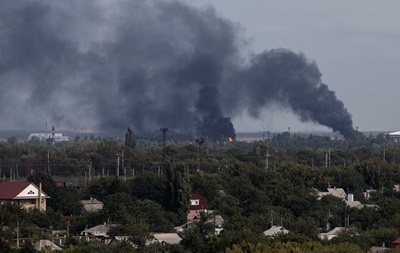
195;137;205;176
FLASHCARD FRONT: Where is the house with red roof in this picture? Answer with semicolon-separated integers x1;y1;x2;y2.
187;193;208;221
0;182;49;211
389;236;400;248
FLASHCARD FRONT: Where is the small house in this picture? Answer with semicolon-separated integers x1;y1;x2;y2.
81;223;117;244
187;193;208;221
33;239;62;251
80;198;104;214
317;187;347;200
0;182;49;211
318;227;346;241
263;226;289;238
151;233;182;245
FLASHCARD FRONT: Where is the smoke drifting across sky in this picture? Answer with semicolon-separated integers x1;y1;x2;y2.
0;0;354;139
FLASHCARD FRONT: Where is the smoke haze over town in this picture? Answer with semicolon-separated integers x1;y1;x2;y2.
0;0;356;139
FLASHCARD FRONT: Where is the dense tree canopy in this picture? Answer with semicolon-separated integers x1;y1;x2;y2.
1;131;400;252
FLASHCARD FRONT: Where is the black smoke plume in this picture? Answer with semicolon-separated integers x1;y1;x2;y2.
240;50;355;139
0;1;354;139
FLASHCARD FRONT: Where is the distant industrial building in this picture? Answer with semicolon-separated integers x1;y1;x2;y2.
28;132;69;142
388;131;400;142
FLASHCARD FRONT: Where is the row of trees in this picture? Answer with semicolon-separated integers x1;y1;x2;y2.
1;130;400;252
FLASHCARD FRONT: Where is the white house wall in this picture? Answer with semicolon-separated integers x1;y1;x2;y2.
15;184;48;199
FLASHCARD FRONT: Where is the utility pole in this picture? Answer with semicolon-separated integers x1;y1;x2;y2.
116;153;120;178
383;148;386;161
325;151;328;168
67;221;70;237
311;155;314;168
328;149;331;167
121;150;124;173
51;125;55;145
344;212;350;227
16;219;19;249
47;150;50;175
160;127;169;174
88;160;92;182
121;150;125;180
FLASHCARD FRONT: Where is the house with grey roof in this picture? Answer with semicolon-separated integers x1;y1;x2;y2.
263;226;289;238
81;223;117;244
318;227;346;240
80;198;104;214
33;239;62;251
150;233;182;245
317;187;347;200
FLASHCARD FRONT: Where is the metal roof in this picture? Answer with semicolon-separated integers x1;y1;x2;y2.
190;193;208;210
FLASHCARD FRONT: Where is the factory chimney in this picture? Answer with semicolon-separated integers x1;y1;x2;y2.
52;126;55;145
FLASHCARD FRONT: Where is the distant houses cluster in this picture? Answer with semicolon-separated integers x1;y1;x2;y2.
3;181;400;251
316;187;378;209
0;186;223;248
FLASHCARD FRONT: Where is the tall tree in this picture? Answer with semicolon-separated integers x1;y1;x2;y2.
125;126;136;149
166;163;191;224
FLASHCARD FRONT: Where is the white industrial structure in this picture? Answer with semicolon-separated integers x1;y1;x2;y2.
389;131;400;142
28;132;69;142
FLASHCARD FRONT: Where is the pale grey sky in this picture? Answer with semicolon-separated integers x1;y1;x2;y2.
1;1;398;136
190;0;400;133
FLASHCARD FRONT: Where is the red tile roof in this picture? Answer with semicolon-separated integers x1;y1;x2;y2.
0;182;34;200
391;236;400;244
190;193;208;210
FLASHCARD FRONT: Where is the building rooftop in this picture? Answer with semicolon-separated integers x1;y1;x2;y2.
263;226;289;237
80;198;104;213
34;239;62;251
0;182;49;200
318;227;346;240
190;193;208;210
152;233;182;245
81;223;117;238
317;187;347;200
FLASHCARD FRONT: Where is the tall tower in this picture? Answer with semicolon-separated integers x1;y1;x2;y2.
52;126;55;145
195;137;205;176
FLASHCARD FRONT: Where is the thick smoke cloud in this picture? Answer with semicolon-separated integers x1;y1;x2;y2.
0;0;354;139
240;50;355;138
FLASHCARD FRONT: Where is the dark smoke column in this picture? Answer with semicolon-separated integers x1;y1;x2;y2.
241;49;355;138
195;86;236;140
0;1;354;140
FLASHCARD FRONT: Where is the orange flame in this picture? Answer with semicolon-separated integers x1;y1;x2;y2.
228;137;233;142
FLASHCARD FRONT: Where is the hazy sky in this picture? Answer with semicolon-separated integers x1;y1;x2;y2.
1;1;398;135
191;0;400;133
